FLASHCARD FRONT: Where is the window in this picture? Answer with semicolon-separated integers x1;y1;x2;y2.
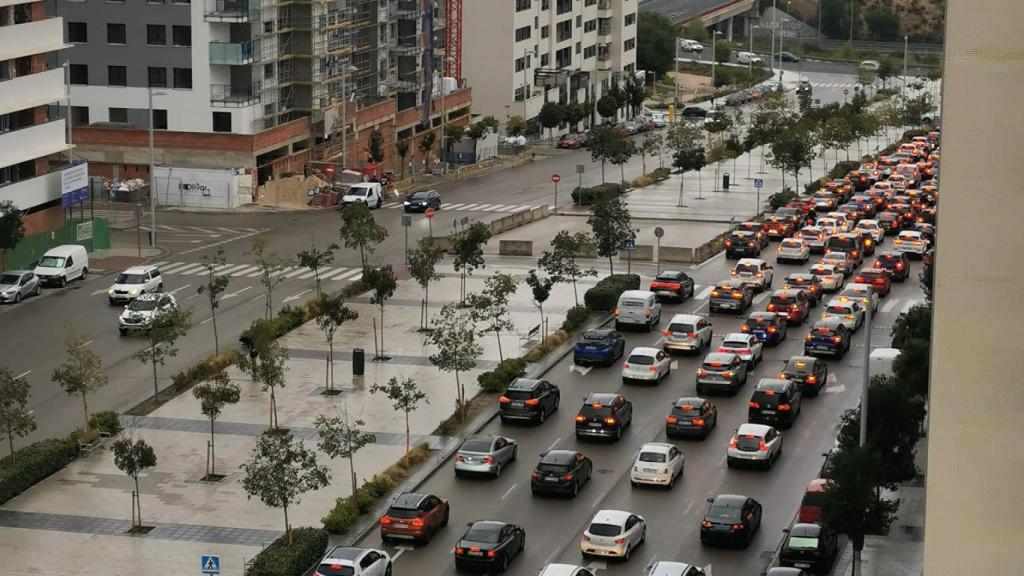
584;45;595;59
212;111;232;132
575;41;581;54
514;56;525;72
147;24;166;45
540;53;549;66
556;20;572;42
541;25;549;39
576;16;581;28
584;19;596;33
109;107;127;123
541;0;549;10
71;106;89;127
515;26;531;42
263;20;274;33
107;23;126;45
107;65;127;86
172;25;191;47
173;67;192;89
625;12;636;26
68;22;87;43
624;37;635;51
69;64;88;85
147;67;167;88
263;63;274;79
585;0;596;5
152;109;167;130
556;0;571;15
515;0;531;11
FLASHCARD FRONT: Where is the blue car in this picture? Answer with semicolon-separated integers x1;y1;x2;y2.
740;311;788;347
573;329;625;366
803;320;852;359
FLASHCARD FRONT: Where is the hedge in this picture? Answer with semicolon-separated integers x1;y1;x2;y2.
88;411;122;436
827;160;862;181
477;357;528;393
0;435;80;505
583;274;641;311
571;183;622;206
246;527;329;576
560;305;591;333
650;167;671;180
769;188;798;210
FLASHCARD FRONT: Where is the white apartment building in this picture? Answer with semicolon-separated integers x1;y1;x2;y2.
462;0;637;126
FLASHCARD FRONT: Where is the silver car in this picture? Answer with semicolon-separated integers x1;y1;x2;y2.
453;435;517;478
118;293;178;335
0;270;40;304
727;423;783;469
662;313;713;354
646;562;708;576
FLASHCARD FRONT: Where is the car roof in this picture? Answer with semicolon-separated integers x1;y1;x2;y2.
704;352;738;364
813;319;846;330
638;442;674;454
134;293;163;302
806;478;828;492
737;423;773;436
674;397;706;407
121;265;157;274
843;283;873;292
590;509;632;525
858;267;886;274
656;270;684;279
507;378;541;391
790;523;823;536
539;565;587;576
467;520;507;532
627;347;660;356
42;245;84;256
747;311;778;320
390;492;428;509
668;313;703;323
620;289;654;298
710;494;748;507
648;562;696;576
825;299;855;308
755;378;791;392
1;270;32;275
714;280;743;289
581;328;615;339
736;258;765;265
772;289;803;298
585;392;620;406
723;332;752;341
322;546;366;562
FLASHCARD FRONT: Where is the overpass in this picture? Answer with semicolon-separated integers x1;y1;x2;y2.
640;0;759;40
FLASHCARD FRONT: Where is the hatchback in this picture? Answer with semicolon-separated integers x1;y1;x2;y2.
873;250;911;281
649;270;695;302
630;442;684;488
803;320;852;359
893;230;928;258
776;238;809;264
837;283;878;315
724;230;762;259
665;397;718;439
853;267;892;296
621;347;671;385
766;289;811;325
779;523;839;574
780;356;829;396
662;313;713;354
499;378;559;424
580;510;646;560
573;329;626;366
530;450;593;498
807;263;843;292
315;546;391;576
700;494;762;547
402;189;441;212
741;311;788;347
727;423;783;469
820;299;865;332
453;436;517;478
799;478;828;523
748;379;802;428
696;352;748;396
783;273;823;305
108;265;163;305
718;333;763;367
0;270;40;304
730;258;773;292
454;521;525;572
709;281;753;314
379;492;449;544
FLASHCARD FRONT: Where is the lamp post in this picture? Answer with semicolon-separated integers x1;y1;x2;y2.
710;30;723;105
778;0;790;84
770;0;776;73
340;63;358;170
521;48;538;122
674;37;681;109
147;88;167;247
902;35;909;98
440;55;456;174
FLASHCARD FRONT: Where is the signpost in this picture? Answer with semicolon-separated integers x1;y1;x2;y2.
551;173;560;211
424;207;435;238
401;215;412;264
653;226;664;274
843;88;849;105
575;164;585;205
200;555;221;576
754;178;764;216
625;235;636;274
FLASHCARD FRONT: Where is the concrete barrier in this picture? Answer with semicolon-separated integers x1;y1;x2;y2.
618;244;653;261
499;240;533;256
659;246;695;263
438;205;552;253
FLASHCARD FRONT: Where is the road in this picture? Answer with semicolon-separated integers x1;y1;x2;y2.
353;235;927;576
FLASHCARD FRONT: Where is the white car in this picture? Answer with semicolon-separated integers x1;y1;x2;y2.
893;230;928;257
814;217;841;236
662;313;713;354
630;442;684;488
727;423;784;469
808;263;843;292
717;332;763;367
314;546;391;576
539;564;596;576
580;509;646;560
622;347;671;384
107;264;163;305
837;283;878;314
737;51;764;65
776;238;810;264
859;59;881;71
821;298;865;331
796;225;829;253
730;258;774;292
341;182;384;208
825;212;855;232
681;39;704;52
118;293;178;335
854;219;885;245
645;562;708;576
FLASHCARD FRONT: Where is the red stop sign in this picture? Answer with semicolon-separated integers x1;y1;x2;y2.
326;165;335;174
551;174;561;183
425;207;436;219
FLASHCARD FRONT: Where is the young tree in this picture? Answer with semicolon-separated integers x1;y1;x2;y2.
396;139;410;179
242;429;331;539
877;57;898;89
712;39;731;65
428;302;482;421
339;202;388;268
134;307;192;400
52;324;108;433
363;265;397;360
250;237;290;319
313;292;358;393
588;124;626;183
588;195;633;275
610;136;637;185
407;240;443;330
367;129;385;163
537;231;597;307
624;73;646;119
748;93;794;170
466;122;488;141
467;272;517;362
370;376;428;467
769;124;817;189
668;120;706;205
296;241;338;297
444;125;466;160
525;270;554;340
637;12;676;75
196;248;230;354
452;221;493;303
683;19;710;42
506;115;527;137
0;368;35;462
314;408;376;496
111;431;158;530
890;303;931;348
538;101;564;143
418;131;437;169
0;200;25;271
596;94;619;121
238;319;290;429
192;370;240;479
640;130;662;175
565;102;590;132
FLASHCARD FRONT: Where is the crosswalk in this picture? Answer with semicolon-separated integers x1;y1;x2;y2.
378;202;552;213
810;82;861;89
149;261;363;283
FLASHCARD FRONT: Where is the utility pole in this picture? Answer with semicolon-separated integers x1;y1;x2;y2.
674;38;680;109
147;87;157;247
63;61;72;163
902;35;909;98
770;0;777;74
860;301;872;447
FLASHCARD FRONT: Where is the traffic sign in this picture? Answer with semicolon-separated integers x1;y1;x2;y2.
401;215;411;227
843;88;849;95
653;226;664;239
625;238;636;251
754;178;764;189
201;555;221;576
325;165;334;175
424;207;436;220
576;164;585;174
551;174;561;183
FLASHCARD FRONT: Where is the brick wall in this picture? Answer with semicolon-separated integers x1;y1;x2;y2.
22;205;63;236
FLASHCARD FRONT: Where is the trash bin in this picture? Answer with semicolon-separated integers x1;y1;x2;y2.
352;348;365;376
723;173;730;190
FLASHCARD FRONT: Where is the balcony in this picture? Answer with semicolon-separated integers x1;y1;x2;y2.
210;83;260;107
203;0;256;22
391;37;419;56
0;67;64;116
597;0;611;10
598;22;611;36
0;120;70;170
0;17;68;62
209;41;255;65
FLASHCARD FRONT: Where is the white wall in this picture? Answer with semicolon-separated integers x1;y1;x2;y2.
153;166;247;208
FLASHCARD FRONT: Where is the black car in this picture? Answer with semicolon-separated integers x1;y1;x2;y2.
681;106;708;118
779;51;801;62
530;450;593;497
725;230;762;259
709;281;754;315
575;392;633;442
779;523;839;574
700;494;763;548
572;329;626;366
649;270;695;302
736;221;769;250
666;397;718;439
783;273;823;307
780;355;829;396
748;378;802;428
873;250;911;282
403;189;441;212
499;378;559;424
875;211;904;235
741;311;788;347
454;520;525;572
803;320;852;359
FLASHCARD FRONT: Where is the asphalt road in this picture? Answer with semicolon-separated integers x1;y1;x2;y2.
354;234;927;576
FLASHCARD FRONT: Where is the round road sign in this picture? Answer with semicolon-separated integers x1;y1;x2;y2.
551;174;561;183
425;207;436;220
654;226;665;239
325;165;335;174
843;88;849;95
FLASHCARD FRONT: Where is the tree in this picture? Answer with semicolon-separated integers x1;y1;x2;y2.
596;94;619;121
864;5;900;41
538;231;596;307
506;115;527;137
857;67;877;93
238;319;289;429
641;130;665;172
242;429;330;539
452;221;492;303
363;265;397;360
820;0;851;39
589;124;626;183
418;131;437;169
525;270;554;340
608;78;626;110
429;303;482;421
624;73;646;119
704;110;734;189
0;368;35;462
892;338;930;398
588;195;633;275
877;57;898;89
0;200;25;271
538;101;564;143
339;201;388;268
296;241;338;297
396;139;410;179
683;20;709;43
444;124;465;161
468;115;499;140
134;307;192;400
250;237;290;319
367;129;385;163
370;376;428;467
192;370;240;479
196;248;230;354
315;409;375;496
748;93;794;171
819;115;847;169
467;272;517;362
407;240;443;331
111;432;158;531
637;12;676;75
52;324;108;434
609;136;636;185
713;39;731;65
769;124;816;189
564;102;590;132
667;120;706;204
313;292;358;393
890;303;931;348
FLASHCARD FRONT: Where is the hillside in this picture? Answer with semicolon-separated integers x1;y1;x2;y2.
781;0;945;43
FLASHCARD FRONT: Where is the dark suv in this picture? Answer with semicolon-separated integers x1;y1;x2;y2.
782;273;823;307
530;450;593;498
748;378;802;428
379;492;450;544
803;320;852;359
780;355;829;396
499;378;560;424
725;230;762;259
709;281;753;314
575;393;633;442
666;397;718;439
873;251;911;282
741;311;788;347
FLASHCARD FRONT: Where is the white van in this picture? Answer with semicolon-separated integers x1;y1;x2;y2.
34;244;88;288
614;290;662;332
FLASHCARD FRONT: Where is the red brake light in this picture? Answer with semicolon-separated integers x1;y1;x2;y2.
758;440;768;452
666;416;678;424
615;537;626;544
582;534;590;541
702;520;713;528
732;523;745;531
748;401;760;409
687;332;697;338
622;362;630;369
764;390;775;396
896;263;904;270
486;550;496;558
832;336;842;343
741;325;751;332
806;375;817;384
605;417;617;425
649;366;658;372
411;518;425;528
482;456;493;464
729;436;738;448
330;564;344;570
380;516;392;525
778;404;791;411
767;326;776;333
662;330;671;336
724;371;734;378
499;396;510;404
564;474;574;481
692;418;705;426
454;454;464;462
455;547;465;555
525;398;540;406
575;415;586;422
696;368;707;376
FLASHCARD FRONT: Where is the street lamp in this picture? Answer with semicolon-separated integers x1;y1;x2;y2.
902;35;909;98
521;48;538;122
710;30;723;104
147;87;167;247
778;0;791;84
440;55;456;174
339;63;358;170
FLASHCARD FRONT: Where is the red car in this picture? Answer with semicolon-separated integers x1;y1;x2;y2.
380;492;450;544
853;268;892;297
764;214;796;239
766;289;811;325
557;134;585;149
799;479;828;523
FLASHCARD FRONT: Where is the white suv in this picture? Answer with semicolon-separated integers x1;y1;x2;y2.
580;509;646;560
118;293;177;335
108;265;163;305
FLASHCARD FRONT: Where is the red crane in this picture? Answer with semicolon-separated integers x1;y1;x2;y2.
444;0;461;79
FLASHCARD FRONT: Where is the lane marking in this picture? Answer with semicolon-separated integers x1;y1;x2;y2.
445;203;468;210
159;262;200;274
77;339;93;349
285;267;312;278
220;286;252;300
692;251;724;271
881;298;899;313
14;371;30;380
282;289;312;304
319;267;357;280
150;261;170;267
91;288;108;296
189;226;218;234
199;317;214;325
501;483;518;500
694;286;713;300
180;229;265;255
546;438;562;452
171;264;207;275
460;203;482;211
682;500;695;516
217;264;253;275
168;284;192;295
330;268;364;281
229;266;260;277
901;299;920;314
754;291;771;305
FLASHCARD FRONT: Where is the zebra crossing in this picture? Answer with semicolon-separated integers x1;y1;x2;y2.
377;202;552;213
811;82;862;89
149;261;364;283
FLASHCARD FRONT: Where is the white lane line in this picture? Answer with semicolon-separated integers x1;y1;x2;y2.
682;500;695;516
881;298;899;313
150;261;170;268
475;204;497;211
330;268;364;281
285;267;311;278
199;317;214;325
77;339;93;349
184;293;200;301
157;225;182;231
14;371;31;380
168;284;193;295
220;286;252;300
215;227;239;234
297;267;329;280
282;289;312;304
346;272;363;283
445;203;468;210
270;266;297;278
546;438;561;452
180;229;264;255
176;264;209;276
483;204;507;212
318;268;356;280
695;286;713;300
754;291;771;305
460;203;482;211
218;264;254;276
246;269;266;278
501;483;518;500
91;288;108;296
189;226;218;234
229;266;260;277
247;294;264;304
900;299;920;314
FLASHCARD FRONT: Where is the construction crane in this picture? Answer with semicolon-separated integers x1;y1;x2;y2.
444;0;461;79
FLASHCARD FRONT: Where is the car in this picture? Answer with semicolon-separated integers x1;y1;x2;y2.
812;194;839;213
859;59;881;71
795;226;828;254
666;397;718;439
764;214;796;240
314;546;391;576
402;189;441;212
837;283;879;314
379;492;449;544
748;378;802;428
873;250;911;282
709;281;753;314
724;230;762;259
766;569;809;576
107;265;163;305
766;289;811;325
696;352;749;396
700;494;763;547
853;221;883;255
580;509;646;560
836;204;864;224
649;270;695;302
799;478;828;523
681;106;708;118
779;51;801;62
824;212;855;232
499;378;559;424
875;211;905;234
531;450;593;497
850;195;878;218
730;258;773;292
803;320;852;359
741;311;788;347
340;182;384;208
681;39;704;51
727;423;784;469
573;329;626;366
776;238;810;264
622;347;671;384
913;222;936;245
118;293;178;335
808;263;843;292
779;523;839;574
813;216;841;237
893;230;928;258
781;356;829;396
557;134;586;149
575;393;633;441
718;332;763;367
33;244;88;288
614;290;662;331
737;51;764;65
783;273;824;306
538;564;596;576
827;178;853;198
0;270;40;304
825;233;864;266
820;252;856;277
454;521;525;572
736;221;769;248
853;267;892;297
630;442;684;488
662;313;713;354
453;435;517;478
820;298;865;331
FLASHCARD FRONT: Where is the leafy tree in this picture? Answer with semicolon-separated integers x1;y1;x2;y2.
525;270;554;340
370;376;428;466
52;324;108;433
192;370;240;478
589;124;626;183
668;120;706;205
396;139;410;179
466;122;488;141
296;241;338;297
315;409;375;496
564;102;590;131
588;195;633;275
864;5;900;41
0;367;35;462
538;101;564;142
641;130;665;172
596;94;619;121
0;200;25;271
238;319;289;429
857;67;877;92
467;272;517;362
242;429;330;539
683;20;709;43
901;94;934;125
418;131;437;168
608;78;626;109
704;109;733;143
111;432;158;530
637;12;676;75
196;248;230;354
819;115;849;167
890;303;931;347
339;201;388;268
429;302;482;421
624;73;646;119
452;221;492;303
363;265;397;360
407;240;443;330
769;124;817;189
135;307;192;400
538;231;597;307
610;136;636;184
713;39;731;65
478;115;500;133
820;0;851;39
893;338;930;398
506;115;527;137
313;292;358;393
250;237;290;319
367;129;385;163
877;57;898;89
444;124;465;160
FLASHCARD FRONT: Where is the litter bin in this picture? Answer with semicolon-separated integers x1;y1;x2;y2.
723;173;731;190
352;348;365;376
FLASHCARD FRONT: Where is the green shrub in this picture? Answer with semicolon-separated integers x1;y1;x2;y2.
571;183;622;206
631;175;654;188
0;436;80;505
477;357;528;393
561;305;591;333
322;498;361;535
274;305;308;335
354;488;376;514
170;350;239;390
88;411;122;436
583;274;641;311
769;188;798;210
247;527;329;576
650;167;671;180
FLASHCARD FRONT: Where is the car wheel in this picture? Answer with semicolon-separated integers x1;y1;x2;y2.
553;396;559;412
80;268;87;280
14;293;21;303
511;446;517;461
667;472;675;490
538;408;546;424
376;197;383;209
493;462;502;479
500;554;508;572
614;427;622;441
59;276;67;288
571;479;579;497
696;384;705;395
623;545;632;561
385;563;392;576
119;329;128;336
33;285;40;296
157;283;163;292
727;457;735;468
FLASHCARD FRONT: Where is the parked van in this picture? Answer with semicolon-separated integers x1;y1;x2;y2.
33;244;88;288
613;290;662;332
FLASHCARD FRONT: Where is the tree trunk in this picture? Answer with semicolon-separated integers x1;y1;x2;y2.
404;411;411;467
455;369;464;421
212;309;220;355
600;160;606;183
325;340;333;392
641;153;647;177
379;305;385;358
359;246;366;268
134;476;142;528
269;386;278;429
538;304;545;342
7;425;15;463
607;255;614;276
81;392;90;432
571;276;579;307
314;269;321;298
209;417;216;476
494;327;504;363
619;163;625;185
423;285;430;330
348;454;357;496
151;356;159;400
283;503;291;543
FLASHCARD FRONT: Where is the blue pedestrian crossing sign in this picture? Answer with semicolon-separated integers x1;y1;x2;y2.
201;555;221;575
625;238;636;251
754;178;764;189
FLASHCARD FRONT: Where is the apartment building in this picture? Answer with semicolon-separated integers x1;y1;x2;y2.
0;0;73;233
462;0;637;127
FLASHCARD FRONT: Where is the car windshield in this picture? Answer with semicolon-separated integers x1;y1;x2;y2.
464;525;502;543
785;359;813;373
668;323;695;334
127;299;158;311
827;305;850;314
537;462;570;474
460;439;493;453
385;507;421;519
504;390;534;401
787;276;811;285
782;240;802;248
316;564;355;576
349;188;370;197
770;295;795;306
580;405;612;418
38;256;65;268
0;274;19;284
721;341;748;349
579;333;610;345
115;273;147;284
620;299;645;307
788;536;819;550
588;523;622;537
735;263;757;274
737;435;763;451
638;452;667;463
706;506;742;523
409;191;429;200
673;404;701;416
626;355;654;365
810;267;832;275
